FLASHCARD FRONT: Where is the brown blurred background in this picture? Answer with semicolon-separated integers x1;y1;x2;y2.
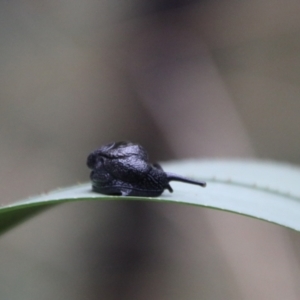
1;1;300;299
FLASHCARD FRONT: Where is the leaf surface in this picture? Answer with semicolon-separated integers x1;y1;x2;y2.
1;160;300;235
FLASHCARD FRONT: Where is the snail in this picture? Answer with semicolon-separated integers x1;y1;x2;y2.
87;141;206;197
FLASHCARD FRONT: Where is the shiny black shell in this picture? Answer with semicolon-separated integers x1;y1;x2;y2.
87;141;206;197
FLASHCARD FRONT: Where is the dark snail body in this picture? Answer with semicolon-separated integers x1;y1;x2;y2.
87;142;206;197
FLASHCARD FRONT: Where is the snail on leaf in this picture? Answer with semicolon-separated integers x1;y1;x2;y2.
87;142;206;197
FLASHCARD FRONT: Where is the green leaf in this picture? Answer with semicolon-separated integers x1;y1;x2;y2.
1;159;300;235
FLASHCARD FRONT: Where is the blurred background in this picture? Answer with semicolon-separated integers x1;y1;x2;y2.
1;0;300;299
